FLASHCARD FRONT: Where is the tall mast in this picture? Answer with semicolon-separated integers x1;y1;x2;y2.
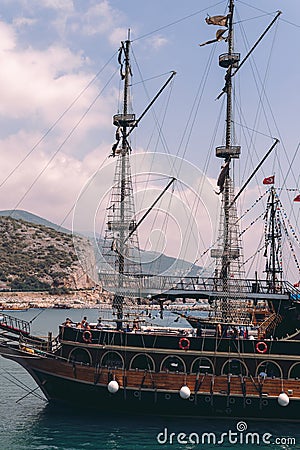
119;32;131;278
225;0;234;152
265;186;282;293
211;0;246;322
102;30;141;329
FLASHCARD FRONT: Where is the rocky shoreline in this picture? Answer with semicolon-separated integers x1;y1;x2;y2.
0;290;210;312
0;289;111;310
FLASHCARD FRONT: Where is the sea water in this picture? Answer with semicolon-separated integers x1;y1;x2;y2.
0;309;299;450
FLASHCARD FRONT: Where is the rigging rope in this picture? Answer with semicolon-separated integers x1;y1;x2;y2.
0;51;118;191
8;66;119;219
131;2;225;43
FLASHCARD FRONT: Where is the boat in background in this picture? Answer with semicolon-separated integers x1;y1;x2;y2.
0;304;29;311
1;0;300;420
53;303;71;310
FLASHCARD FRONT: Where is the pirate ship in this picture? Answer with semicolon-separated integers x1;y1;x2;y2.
1;0;300;420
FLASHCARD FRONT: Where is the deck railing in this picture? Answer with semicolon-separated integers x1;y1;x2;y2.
99;272;299;299
0;312;30;335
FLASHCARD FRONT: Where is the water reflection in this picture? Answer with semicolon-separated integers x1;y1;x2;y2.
1;310;299;449
3;402;300;450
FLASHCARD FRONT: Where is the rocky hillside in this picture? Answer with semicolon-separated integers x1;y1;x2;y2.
0;216;96;292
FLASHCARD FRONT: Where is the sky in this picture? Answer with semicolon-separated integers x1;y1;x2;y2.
0;0;299;279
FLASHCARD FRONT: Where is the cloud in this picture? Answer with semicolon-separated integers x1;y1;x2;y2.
0;22;16;51
52;0;128;46
12;17;37;28
0;128;109;229
0;1;171;231
0;17;118;155
149;35;169;50
38;0;74;10
0;12;118;224
79;1;125;37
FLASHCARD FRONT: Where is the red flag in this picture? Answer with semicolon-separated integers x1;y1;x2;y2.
294;194;300;202
263;176;275;185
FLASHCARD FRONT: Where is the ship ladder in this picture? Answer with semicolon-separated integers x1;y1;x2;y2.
258;313;282;339
72;361;77;379
194;373;206;395
210;375;215;406
123;372;127;400
226;374;231;407
257;375;265;410
140;372;146;393
93;364;102;385
194;373;205;405
240;375;247;408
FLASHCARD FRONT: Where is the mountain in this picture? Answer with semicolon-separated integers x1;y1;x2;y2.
0;210;71;234
0;210;204;292
0;215;95;292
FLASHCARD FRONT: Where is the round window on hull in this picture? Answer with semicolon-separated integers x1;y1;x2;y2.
101;351;124;369
191;357;214;375
161;356;186;373
289;363;300;379
256;361;282;378
222;359;247;376
69;348;92;365
130;354;155;371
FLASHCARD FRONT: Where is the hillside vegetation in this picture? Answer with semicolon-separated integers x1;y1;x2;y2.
0;216;94;292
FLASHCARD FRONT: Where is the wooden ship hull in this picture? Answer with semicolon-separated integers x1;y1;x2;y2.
1;0;300;424
1;315;300;420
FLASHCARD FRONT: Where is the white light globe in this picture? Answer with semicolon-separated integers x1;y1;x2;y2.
108;380;119;394
278;392;289;407
179;385;191;399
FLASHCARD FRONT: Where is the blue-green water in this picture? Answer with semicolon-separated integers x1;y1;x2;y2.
0;309;299;450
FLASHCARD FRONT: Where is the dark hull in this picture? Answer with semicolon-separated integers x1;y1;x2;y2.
33;372;300;421
1;343;300;421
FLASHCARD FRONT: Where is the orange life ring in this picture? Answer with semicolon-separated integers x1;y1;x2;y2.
256;341;267;354
82;330;92;343
179;337;190;350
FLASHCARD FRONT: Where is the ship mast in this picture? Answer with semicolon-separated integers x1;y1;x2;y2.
119;33;130;279
222;0;235;289
264;187;282;293
211;0;246;322
100;33;177;324
102;30;141;329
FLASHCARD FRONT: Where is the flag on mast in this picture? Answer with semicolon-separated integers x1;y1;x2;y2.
205;15;229;27
263;176;275;185
293;194;300;202
199;14;229;47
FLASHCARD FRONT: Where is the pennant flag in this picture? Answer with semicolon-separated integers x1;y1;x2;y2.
263;176;275;185
205;15;228;27
294;194;300;202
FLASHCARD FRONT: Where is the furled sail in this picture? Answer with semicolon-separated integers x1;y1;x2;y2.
216;161;230;194
199;29;227;47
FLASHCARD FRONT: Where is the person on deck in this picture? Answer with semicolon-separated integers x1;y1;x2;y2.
133;318;139;331
96;317;103;329
81;316;90;330
63;318;72;327
196;322;202;337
